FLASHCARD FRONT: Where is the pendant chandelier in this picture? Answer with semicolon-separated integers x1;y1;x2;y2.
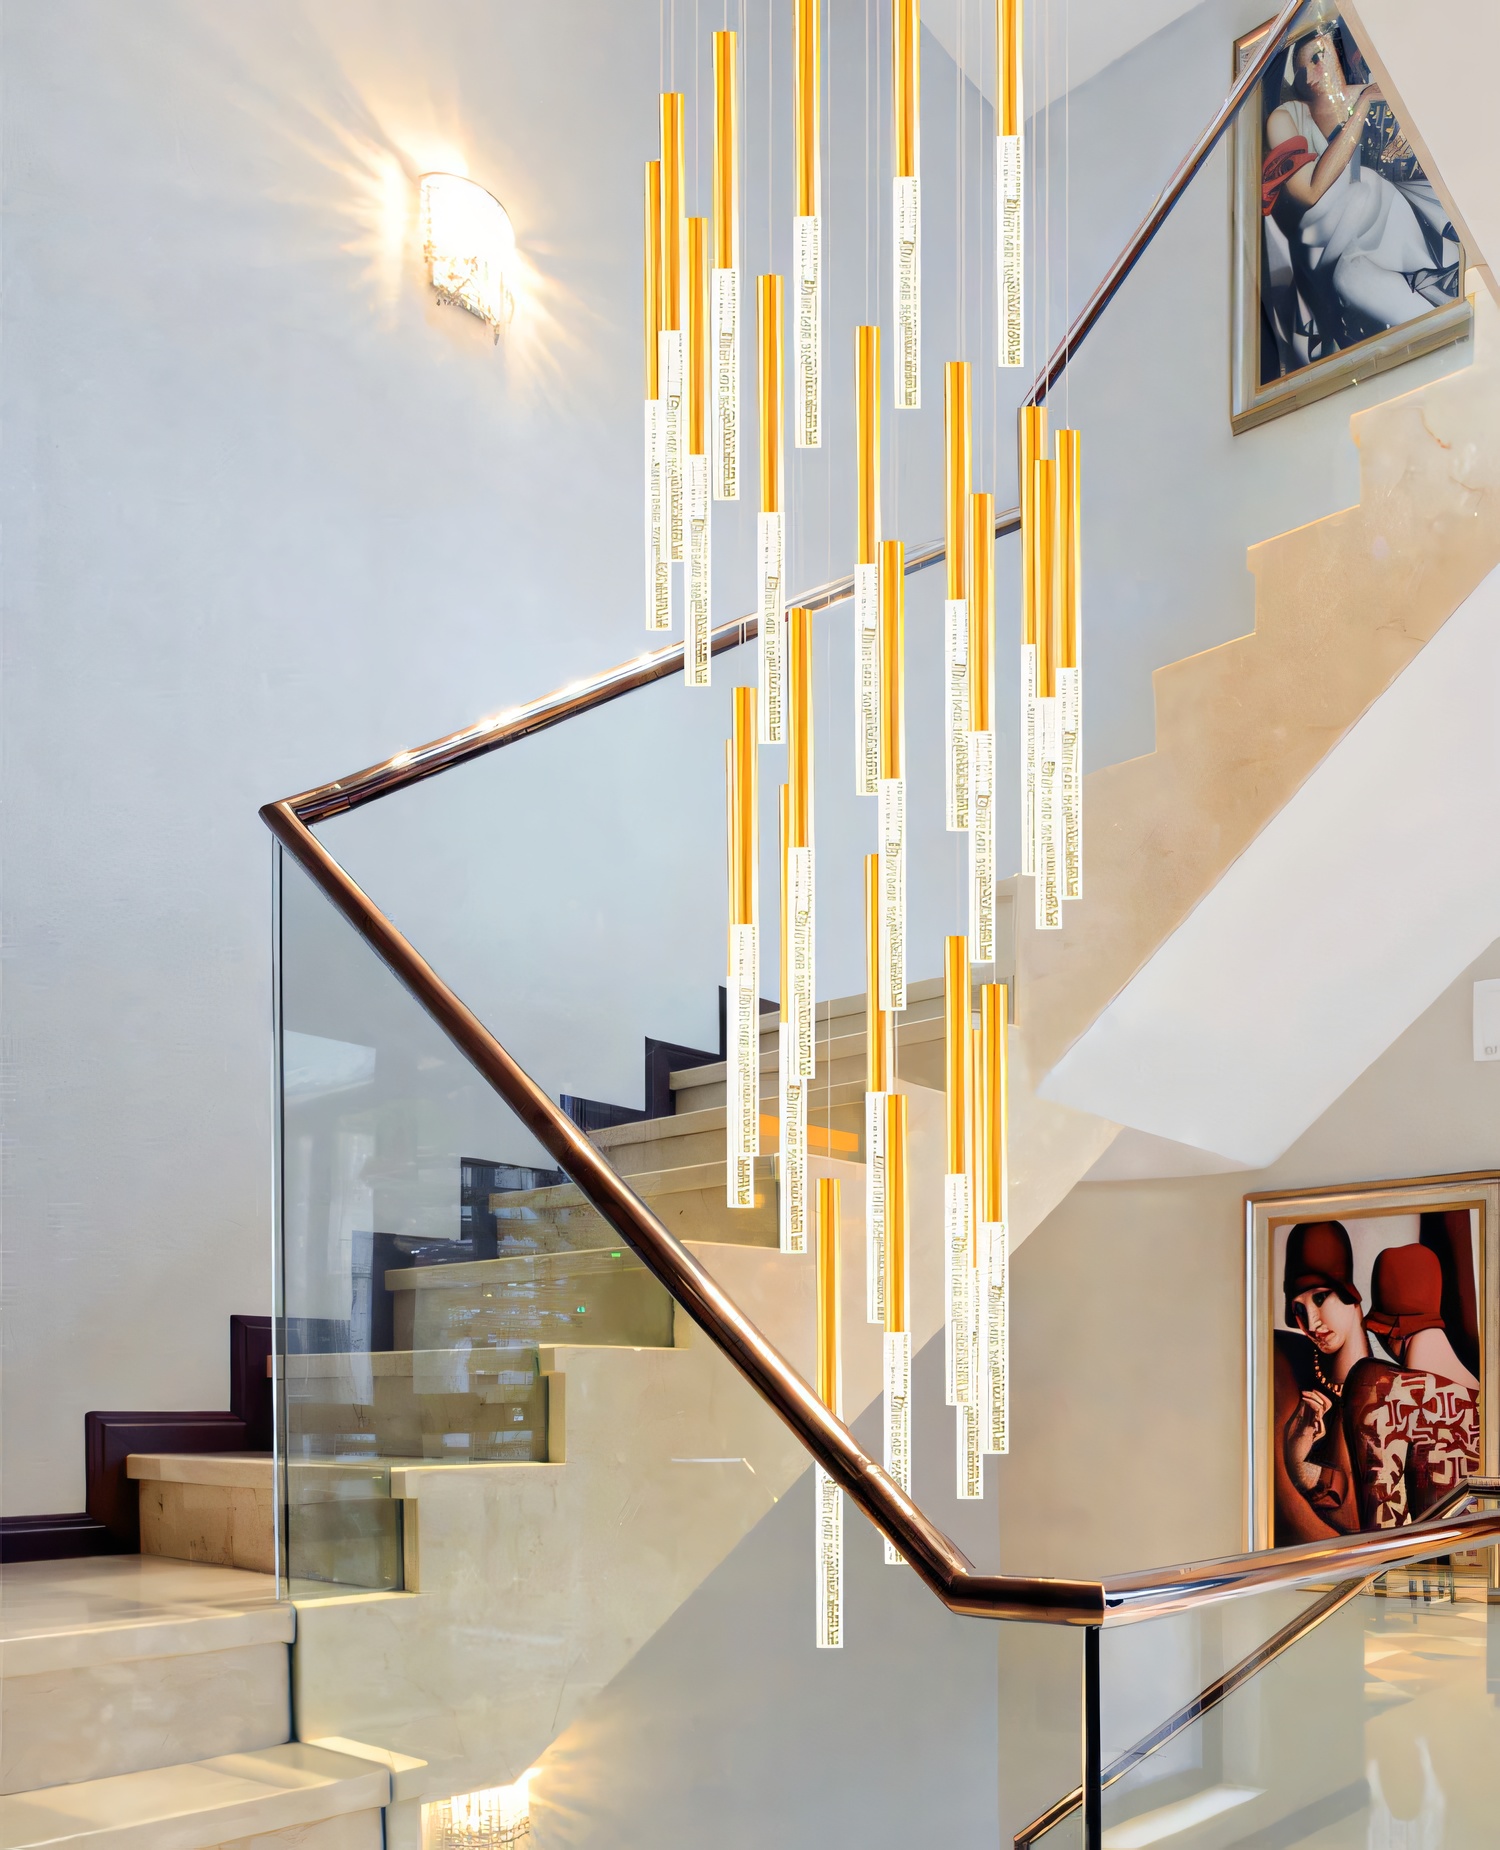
640;0;1085;1644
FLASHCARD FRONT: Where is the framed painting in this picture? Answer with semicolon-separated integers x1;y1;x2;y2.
1246;1173;1499;1553
1229;9;1471;433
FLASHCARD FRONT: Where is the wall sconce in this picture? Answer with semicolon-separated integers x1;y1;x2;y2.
420;173;515;339
422;1772;534;1847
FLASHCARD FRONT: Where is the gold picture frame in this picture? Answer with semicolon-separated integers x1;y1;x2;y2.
1245;1172;1499;1554
1229;12;1471;434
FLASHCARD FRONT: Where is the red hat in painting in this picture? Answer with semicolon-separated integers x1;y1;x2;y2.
1283;1221;1361;1327
1364;1244;1446;1344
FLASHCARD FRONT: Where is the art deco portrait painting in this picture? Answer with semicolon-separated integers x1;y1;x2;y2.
1247;1177;1499;1553
1230;9;1471;431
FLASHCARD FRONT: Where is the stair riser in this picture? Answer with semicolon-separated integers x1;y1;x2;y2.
0;1644;290;1794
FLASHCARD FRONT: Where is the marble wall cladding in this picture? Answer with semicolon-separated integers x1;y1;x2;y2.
140;1482;277;1575
0;1641;291;1793
288;1119;946;1807
211;1814;383;1850
1020;293;1500;1082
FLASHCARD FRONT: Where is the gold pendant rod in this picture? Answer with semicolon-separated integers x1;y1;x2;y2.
998;0;1021;138
759;274;784;515
817;1176;841;1414
893;0;920;179
864;854;891;1093
687;218;708;456
644;162;662;399
1033;457;1057;698
856;326;881;565
981;984;1008;1223
944;936;968;1176
779;782;791;1022
714;32;738;270
970;490;994;733
795;0;820;218
789;606;813;848
1018;406;1048;648
660;93;684;331
970;1023;984;1263
730;684;757;927
944;363;971;602
1056;429;1081;670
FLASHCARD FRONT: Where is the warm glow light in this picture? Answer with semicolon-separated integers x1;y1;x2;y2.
420;172;516;335
424;1773;535;1847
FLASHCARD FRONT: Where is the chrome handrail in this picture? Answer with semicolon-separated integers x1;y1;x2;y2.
264;792;1500;1631
1016;1479;1500;1846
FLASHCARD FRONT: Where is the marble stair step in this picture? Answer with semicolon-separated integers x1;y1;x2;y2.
488;1156;784;1251
576;1103;864;1180
0;1741;387;1850
0;1558;293;1799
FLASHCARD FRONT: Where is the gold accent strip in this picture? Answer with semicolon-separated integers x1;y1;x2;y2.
865;854;890;1093
687;217;709;456
714;32;738;271
1056;428;1081;670
788;606;812;849
1018;406;1048;647
856;327;881;566
817;1176;841;1413
969;491;993;732
998;0;1021;138
779;782;791;1021
893;0;920;179
795;0;820;219
944;363;971;601
982;984;1007;1224
886;1093;908;1334
759;274;783;515
1033;457;1057;698
644;162;662;399
660;93;684;332
730;685;756;926
944;936;968;1175
879;539;904;780
970;1023;984;1263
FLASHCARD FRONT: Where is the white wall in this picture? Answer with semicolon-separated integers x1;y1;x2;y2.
994;931;1500;1584
2;0;1477;1513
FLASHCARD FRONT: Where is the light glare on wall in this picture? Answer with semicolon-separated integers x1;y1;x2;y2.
420;172;515;336
422;1771;534;1847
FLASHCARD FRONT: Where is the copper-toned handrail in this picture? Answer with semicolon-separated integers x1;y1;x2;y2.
1016;1479;1500;1845
289;508;1020;826
264;791;1500;1629
1024;0;1304;407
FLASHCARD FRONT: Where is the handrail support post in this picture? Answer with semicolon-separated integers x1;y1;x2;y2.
1082;1625;1102;1850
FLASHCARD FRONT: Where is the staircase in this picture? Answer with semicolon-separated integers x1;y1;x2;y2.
1022;290;1500;1165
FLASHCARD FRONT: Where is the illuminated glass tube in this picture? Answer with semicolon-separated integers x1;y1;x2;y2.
944;936;973;1412
944;362;972;832
855;327;882;796
1018;405;1048;876
815;1176;843;1647
758;275;785;745
1034;456;1061;929
644;162;670;632
713;31;740;501
794;0;821;448
727;686;760;1209
864;853;888;1327
660;94;686;563
878;539;906;1015
957;1021;984;1496
892;0;921;408
685;218;712;685
883;1090;911;1565
968;491;996;963
981;984;1010;1454
996;0;1024;368
1056;427;1083;900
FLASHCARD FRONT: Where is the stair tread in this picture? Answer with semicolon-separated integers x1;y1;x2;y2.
0;1558;290;1676
0;1742;385;1850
